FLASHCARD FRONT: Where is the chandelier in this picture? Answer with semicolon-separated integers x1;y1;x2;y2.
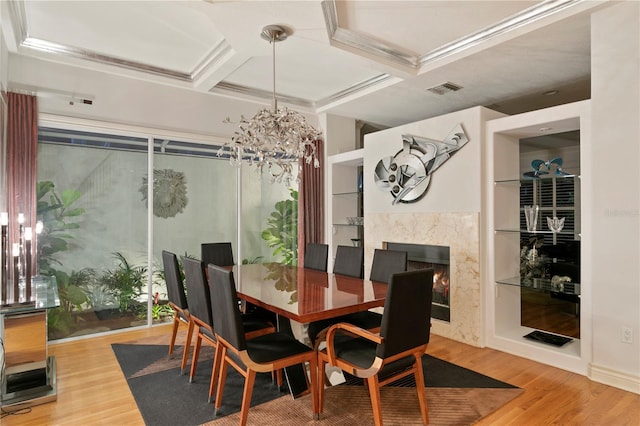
220;25;322;183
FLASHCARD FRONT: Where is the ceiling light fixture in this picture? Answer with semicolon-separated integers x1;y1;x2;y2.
220;24;322;183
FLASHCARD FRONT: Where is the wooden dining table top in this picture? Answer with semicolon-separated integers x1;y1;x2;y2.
231;262;387;324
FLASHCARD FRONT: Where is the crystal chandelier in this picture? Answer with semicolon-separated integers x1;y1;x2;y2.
220;25;322;183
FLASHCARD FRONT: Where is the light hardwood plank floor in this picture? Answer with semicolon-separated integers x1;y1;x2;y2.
1;324;638;425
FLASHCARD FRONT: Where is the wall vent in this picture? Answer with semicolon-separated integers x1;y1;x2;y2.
426;82;463;95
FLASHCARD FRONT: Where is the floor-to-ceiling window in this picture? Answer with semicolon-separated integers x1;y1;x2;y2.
150;137;239;324
37;126;150;339
36;119;298;340
241;166;298;266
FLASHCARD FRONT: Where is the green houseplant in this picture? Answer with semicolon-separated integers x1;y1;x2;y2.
98;252;147;315
37;181;89;337
261;189;298;266
36;181;85;276
46;269;92;337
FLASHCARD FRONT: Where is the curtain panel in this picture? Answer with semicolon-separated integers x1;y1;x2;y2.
6;92;38;278
297;139;324;265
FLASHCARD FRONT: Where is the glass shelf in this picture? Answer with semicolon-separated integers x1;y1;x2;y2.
495;175;581;184
495;228;581;237
333;223;363;227
497;276;580;296
332;191;362;197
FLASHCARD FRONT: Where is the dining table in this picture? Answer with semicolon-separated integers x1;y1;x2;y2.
230;262;388;398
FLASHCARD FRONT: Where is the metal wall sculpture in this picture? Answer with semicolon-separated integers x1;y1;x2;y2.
374;123;469;204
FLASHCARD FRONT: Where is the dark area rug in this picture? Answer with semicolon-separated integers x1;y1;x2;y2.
344;353;518;389
113;343;521;426
112;343;286;426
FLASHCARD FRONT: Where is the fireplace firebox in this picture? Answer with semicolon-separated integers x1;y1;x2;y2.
386;242;450;322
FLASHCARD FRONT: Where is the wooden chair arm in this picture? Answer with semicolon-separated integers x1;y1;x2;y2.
325;322;383;366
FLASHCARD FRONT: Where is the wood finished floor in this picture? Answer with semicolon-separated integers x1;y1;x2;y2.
1;323;638;425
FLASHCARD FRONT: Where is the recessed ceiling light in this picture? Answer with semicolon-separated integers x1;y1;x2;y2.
543;90;559;96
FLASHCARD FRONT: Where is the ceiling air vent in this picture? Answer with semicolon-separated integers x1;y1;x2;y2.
426;82;463;95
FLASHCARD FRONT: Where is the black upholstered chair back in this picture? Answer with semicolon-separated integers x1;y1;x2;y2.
162;250;188;310
333;245;364;278
369;249;408;283
208;264;247;352
304;243;329;272
376;269;433;359
182;257;214;328
201;242;234;267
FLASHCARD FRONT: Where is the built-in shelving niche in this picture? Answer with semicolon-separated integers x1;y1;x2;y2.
486;100;590;376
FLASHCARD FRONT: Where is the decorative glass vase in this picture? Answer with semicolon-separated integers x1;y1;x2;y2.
524;205;539;232
547;216;565;233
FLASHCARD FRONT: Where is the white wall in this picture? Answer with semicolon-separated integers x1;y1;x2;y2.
589;1;640;393
319;113;357;157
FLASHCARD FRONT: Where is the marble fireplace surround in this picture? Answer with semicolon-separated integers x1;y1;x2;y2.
365;211;481;346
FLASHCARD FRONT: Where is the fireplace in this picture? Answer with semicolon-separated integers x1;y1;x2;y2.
386;242;450;322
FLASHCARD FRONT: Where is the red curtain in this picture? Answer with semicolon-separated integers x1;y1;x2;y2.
6;92;38;277
297;139;324;266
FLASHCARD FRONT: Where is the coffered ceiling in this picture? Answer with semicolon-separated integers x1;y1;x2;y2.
1;0;603;128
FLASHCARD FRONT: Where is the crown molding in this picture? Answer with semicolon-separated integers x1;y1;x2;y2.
322;0;586;73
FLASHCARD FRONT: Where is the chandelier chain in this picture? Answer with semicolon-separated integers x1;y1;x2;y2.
271;32;277;110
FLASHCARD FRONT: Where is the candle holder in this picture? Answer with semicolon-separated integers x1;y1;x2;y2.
25;226;33;300
35;220;44;276
13;242;20;301
18;213;25;277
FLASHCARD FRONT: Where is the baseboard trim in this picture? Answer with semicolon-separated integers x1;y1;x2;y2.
589;363;640;394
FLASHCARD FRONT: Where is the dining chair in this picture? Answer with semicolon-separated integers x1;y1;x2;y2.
201;241;272;318
303;242;329;272
369;248;408;283
306;245;363;346
181;256;218;381
307;248;408;346
201;242;235;267
332;245;364;278
208;264;319;425
181;257;274;398
344;248;409;333
317;269;434;426
161;250;190;357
